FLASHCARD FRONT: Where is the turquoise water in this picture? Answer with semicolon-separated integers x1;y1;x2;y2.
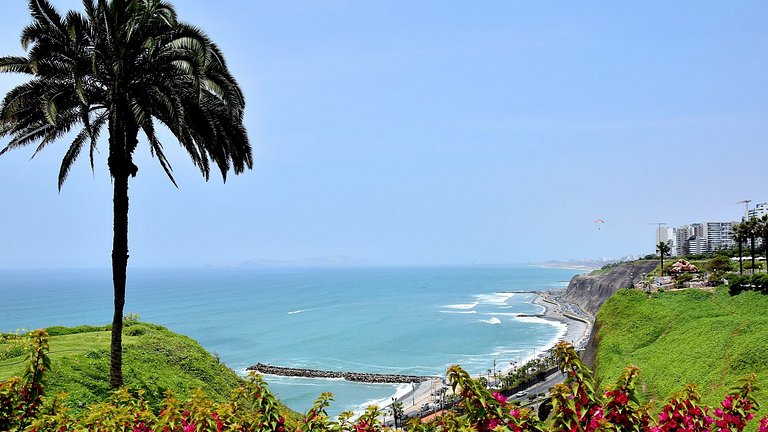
0;266;583;414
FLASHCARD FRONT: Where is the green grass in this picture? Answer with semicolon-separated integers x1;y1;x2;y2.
594;287;768;415
1;323;262;412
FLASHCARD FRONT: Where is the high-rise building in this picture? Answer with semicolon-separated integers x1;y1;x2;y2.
748;202;767;219
655;226;677;256
691;223;705;237
706;222;736;252
674;225;691;256
688;235;707;255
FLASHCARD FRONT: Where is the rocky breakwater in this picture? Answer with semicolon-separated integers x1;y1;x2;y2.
562;260;658;366
247;364;432;384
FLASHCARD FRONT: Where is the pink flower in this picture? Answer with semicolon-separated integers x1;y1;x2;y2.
758;416;768;432
722;396;733;409
492;392;506;405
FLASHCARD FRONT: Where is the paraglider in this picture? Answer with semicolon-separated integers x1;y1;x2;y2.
594;219;605;230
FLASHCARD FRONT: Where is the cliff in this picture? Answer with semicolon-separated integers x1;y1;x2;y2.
562;260;658;366
563;260;657;317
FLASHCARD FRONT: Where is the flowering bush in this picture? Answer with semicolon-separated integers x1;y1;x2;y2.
1;333;766;432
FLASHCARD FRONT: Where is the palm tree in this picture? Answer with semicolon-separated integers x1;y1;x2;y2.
656;241;671;276
391;398;404;428
733;223;747;275
0;0;251;387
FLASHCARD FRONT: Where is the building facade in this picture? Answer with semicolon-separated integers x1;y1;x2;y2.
748;202;768;220
706;222;735;252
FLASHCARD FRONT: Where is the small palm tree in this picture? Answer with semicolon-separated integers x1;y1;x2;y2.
656;241;671;276
391;398;404;428
1;0;251;387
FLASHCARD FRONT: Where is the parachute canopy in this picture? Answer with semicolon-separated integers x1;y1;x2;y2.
594;219;605;230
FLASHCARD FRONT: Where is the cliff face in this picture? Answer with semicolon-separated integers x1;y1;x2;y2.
563;260;658;367
563;260;657;317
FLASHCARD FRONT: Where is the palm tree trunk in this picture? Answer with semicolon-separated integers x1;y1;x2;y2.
110;170;129;388
750;236;756;274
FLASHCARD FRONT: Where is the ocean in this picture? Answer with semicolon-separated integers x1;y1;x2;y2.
0;266;584;415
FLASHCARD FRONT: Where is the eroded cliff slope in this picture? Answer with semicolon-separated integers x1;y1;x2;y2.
563;260;657;317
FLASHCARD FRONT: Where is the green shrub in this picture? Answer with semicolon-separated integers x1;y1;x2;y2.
45;325;108;336
752;273;768;291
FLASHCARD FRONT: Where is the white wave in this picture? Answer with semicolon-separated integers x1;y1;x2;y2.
346;383;410;420
440;310;477;314
483;312;521;317
288;309;307;315
474;292;515;306
363;383;411;409
490;347;527;357
479;317;502;325
443;301;478;310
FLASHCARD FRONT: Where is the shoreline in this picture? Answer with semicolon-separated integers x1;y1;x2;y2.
392;291;593;418
532;291;592;350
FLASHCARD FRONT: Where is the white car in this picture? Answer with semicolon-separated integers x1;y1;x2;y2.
514;391;527;398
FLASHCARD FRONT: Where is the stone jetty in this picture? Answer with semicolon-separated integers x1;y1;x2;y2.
247;363;432;384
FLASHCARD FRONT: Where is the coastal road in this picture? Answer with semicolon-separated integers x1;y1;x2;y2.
506;370;566;404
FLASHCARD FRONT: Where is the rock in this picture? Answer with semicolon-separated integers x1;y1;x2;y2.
245;364;431;384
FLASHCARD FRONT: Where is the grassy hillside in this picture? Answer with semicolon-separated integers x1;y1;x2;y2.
0;322;296;420
593;287;768;413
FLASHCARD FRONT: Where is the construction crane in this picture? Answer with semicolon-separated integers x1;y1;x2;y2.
735;199;751;221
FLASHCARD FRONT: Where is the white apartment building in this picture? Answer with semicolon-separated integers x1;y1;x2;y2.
688;235;708;255
655;226;678;256
748;202;768;219
706;222;736;252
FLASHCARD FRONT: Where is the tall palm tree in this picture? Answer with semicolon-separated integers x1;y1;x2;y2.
733;223;747;275
0;0;252;387
656;241;670;276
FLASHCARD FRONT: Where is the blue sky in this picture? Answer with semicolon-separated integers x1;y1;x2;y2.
1;1;767;268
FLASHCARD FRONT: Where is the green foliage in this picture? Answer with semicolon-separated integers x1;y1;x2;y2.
594;288;768;415
44;325;110;336
4;334;768;432
1;324;246;411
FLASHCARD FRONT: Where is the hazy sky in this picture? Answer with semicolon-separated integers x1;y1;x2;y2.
1;1;767;268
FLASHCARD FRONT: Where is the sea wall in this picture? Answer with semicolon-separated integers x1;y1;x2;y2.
247;363;432;384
